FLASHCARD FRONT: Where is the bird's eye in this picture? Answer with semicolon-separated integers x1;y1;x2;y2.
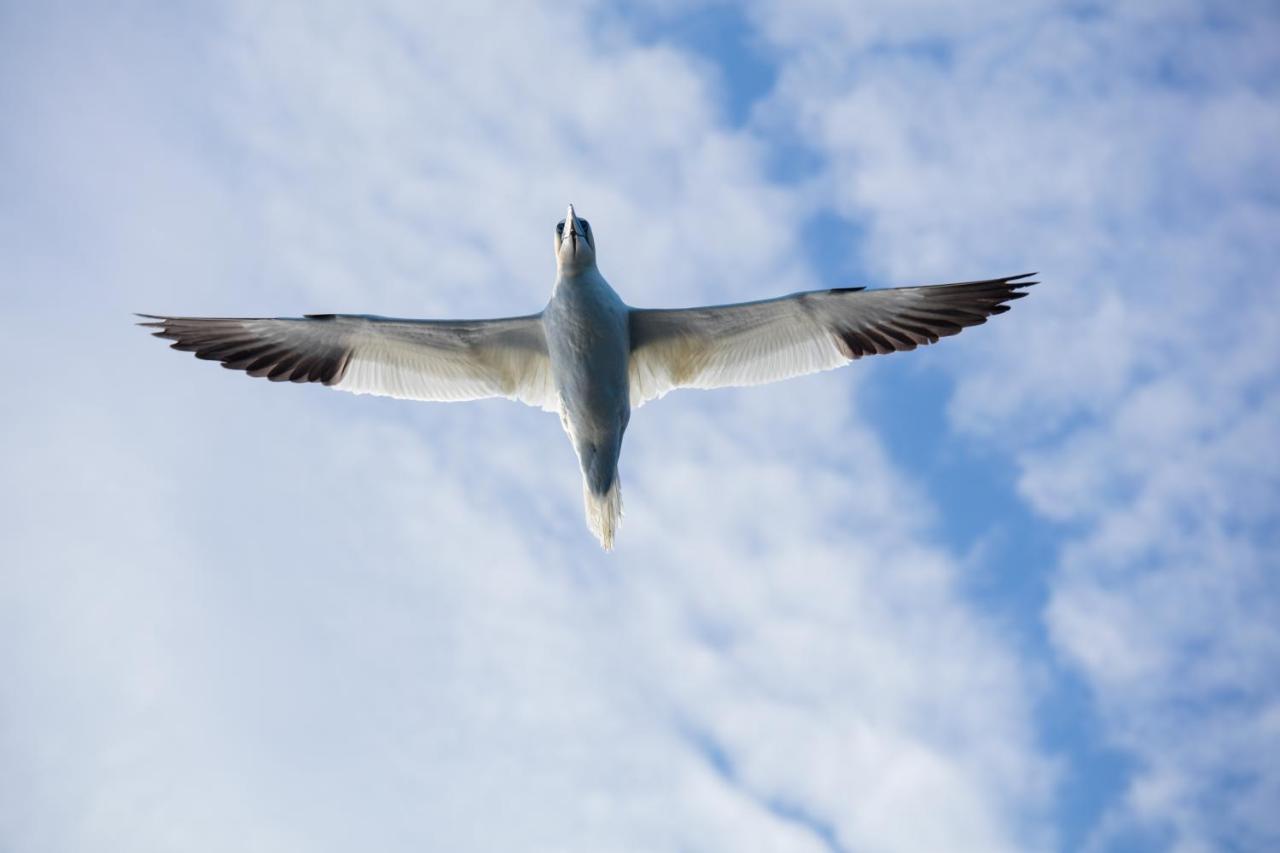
579;219;590;231
556;221;565;234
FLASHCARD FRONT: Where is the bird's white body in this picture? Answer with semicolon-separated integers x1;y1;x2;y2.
142;204;1035;550
544;254;631;548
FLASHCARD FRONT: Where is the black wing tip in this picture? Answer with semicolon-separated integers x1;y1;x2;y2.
899;272;1039;293
1002;272;1038;288
137;316;348;386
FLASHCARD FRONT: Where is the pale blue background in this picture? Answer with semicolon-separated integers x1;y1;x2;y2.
3;2;1277;851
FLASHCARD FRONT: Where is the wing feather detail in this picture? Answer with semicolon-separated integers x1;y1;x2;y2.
139;312;558;411
628;273;1036;407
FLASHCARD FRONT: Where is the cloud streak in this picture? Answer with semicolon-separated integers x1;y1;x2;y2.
751;0;1280;847
2;2;1053;851
5;1;1274;850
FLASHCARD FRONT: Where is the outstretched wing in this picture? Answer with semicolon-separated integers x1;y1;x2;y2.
139;312;558;411
628;273;1035;407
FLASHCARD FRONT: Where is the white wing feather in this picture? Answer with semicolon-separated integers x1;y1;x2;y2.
627;274;1035;407
141;313;558;412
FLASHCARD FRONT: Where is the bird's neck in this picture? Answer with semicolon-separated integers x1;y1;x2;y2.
554;263;603;292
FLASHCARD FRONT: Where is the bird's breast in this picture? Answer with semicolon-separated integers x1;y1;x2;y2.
545;277;631;432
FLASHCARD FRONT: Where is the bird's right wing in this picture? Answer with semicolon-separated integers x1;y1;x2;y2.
628;273;1035;407
139;312;559;411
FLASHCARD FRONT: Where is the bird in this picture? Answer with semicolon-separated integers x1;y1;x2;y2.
139;205;1035;550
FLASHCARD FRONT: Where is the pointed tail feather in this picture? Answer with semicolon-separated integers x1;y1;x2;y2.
583;477;623;551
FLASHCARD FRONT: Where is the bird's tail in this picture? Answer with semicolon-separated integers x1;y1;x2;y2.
583;476;623;551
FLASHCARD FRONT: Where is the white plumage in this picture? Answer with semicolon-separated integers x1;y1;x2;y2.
141;205;1035;549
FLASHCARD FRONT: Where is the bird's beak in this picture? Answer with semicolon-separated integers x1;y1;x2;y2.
565;203;580;252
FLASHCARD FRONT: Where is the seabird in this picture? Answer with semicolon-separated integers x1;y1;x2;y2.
140;205;1035;549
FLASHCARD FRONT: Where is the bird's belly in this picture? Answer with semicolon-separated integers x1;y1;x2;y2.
547;338;626;445
552;340;628;433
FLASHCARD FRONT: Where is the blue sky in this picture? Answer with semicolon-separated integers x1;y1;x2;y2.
2;1;1277;851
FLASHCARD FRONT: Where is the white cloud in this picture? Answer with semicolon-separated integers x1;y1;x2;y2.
0;3;1055;853
753;0;1280;848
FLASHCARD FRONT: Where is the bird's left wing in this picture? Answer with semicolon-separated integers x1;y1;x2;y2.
139;312;559;411
628;273;1035;407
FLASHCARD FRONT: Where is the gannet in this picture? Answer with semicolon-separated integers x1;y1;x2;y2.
140;205;1035;549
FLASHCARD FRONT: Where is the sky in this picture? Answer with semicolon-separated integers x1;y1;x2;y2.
1;1;1277;851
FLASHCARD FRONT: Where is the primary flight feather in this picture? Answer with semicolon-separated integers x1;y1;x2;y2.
140;205;1035;549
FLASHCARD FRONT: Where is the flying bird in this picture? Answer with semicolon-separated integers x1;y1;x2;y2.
140;205;1035;549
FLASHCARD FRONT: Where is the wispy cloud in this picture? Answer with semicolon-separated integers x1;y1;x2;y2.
4;1;1274;850
753;0;1280;847
1;2;1053;851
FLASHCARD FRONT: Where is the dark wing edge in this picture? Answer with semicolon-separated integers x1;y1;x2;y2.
825;272;1038;359
136;314;351;384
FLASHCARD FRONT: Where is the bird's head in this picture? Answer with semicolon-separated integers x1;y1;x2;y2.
554;204;596;273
